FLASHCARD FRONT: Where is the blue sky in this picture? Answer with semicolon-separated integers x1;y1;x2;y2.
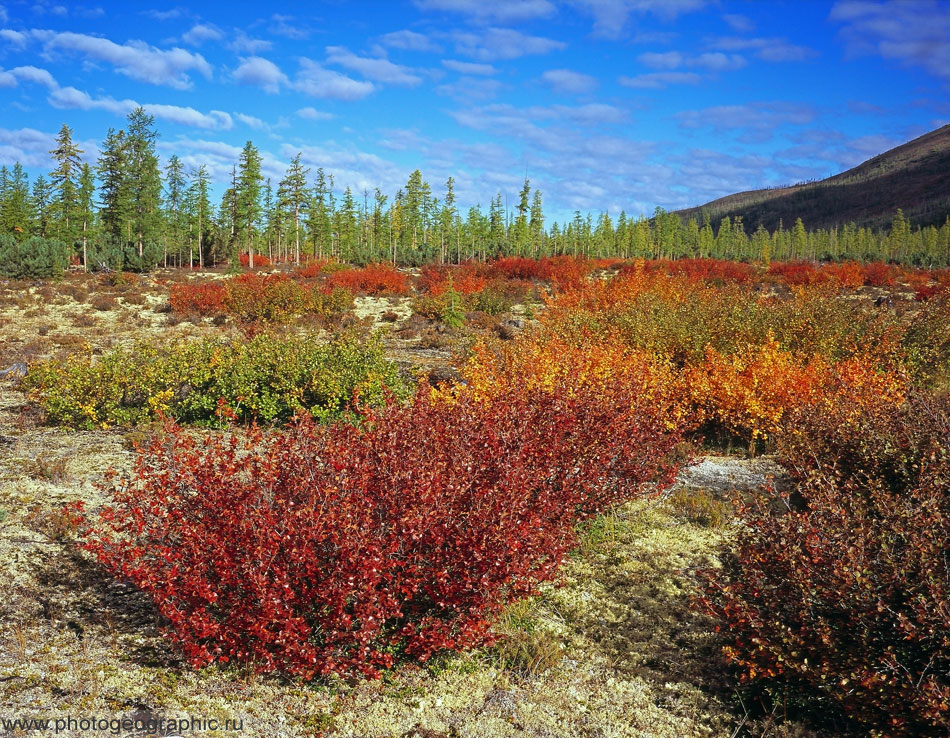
1;0;948;222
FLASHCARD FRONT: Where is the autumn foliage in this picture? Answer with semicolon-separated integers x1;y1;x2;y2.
83;373;685;679
699;391;950;736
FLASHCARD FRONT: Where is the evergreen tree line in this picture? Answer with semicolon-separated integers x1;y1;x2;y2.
2;108;949;277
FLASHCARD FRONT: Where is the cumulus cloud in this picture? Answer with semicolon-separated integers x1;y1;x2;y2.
296;106;335;121
0;126;59;167
182;23;223;46
233;56;288;93
228;31;272;54
235;112;266;129
9;65;58;88
0;29;29;48
47;85;234;129
325;46;423;86
295;58;375;100
37;30;213;89
541;68;598;94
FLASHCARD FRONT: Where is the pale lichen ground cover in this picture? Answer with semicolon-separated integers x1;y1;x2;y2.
0;273;825;737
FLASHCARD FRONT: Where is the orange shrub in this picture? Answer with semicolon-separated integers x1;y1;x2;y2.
239;252;273;268
822;261;866;287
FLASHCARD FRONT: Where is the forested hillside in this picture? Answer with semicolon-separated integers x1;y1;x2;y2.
676;124;950;232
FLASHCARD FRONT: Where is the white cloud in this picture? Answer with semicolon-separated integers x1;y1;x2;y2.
450;27;566;61
618;71;701;88
233;56;288;93
723;13;754;32
295;58;375;100
325;46;423;86
39;30;213;89
441;59;496;75
48;85;134;115
435;75;503;101
0;126;59;166
296;106;335;121
831;0;950;79
570;0;710;40
0;6;7;23
0;68;14;88
182;23;223;46
710;36;817;63
638;50;746;71
414;0;556;23
379;29;442;53
10;65;58;88
677;102;815;142
48;85;233;130
229;31;272;54
0;29;28;48
269;13;310;40
541;68;598;94
145;103;233;130
235;112;266;129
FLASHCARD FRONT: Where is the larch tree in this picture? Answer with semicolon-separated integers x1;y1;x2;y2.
48;123;84;246
279;153;310;265
77;163;95;270
235;141;263;268
164;154;186;267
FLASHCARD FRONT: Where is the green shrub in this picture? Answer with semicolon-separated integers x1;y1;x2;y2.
24;332;406;428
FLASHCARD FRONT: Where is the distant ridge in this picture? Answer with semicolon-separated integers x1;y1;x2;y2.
675;125;950;231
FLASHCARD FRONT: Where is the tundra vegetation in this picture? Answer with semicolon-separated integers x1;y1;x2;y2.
1;112;949;738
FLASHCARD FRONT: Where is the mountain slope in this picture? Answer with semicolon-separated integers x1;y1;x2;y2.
675;125;950;231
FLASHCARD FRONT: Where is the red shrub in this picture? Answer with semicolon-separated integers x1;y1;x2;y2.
326;263;409;295
915;283;949;301
83;378;685;680
490;256;547;281
700;392;950;735
292;259;333;279
861;261;895;287
169;281;226;315
767;260;823;286
417;262;491;296
542;255;593;290
238;252;273;268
